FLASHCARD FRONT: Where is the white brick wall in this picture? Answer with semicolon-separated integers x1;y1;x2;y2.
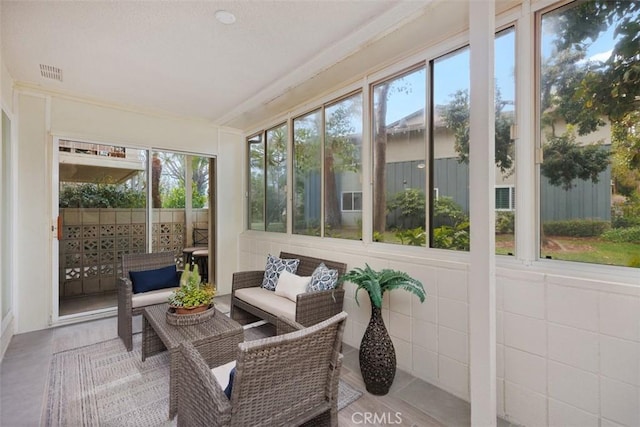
500;277;640;426
238;233;640;426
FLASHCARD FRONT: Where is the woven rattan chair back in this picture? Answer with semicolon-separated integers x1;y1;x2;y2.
118;252;177;351
122;252;176;277
177;311;347;427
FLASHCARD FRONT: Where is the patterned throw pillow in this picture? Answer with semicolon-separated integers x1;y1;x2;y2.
261;254;301;291
307;263;339;292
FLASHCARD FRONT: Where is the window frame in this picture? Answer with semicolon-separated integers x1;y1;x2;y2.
495;185;515;211
341;191;363;212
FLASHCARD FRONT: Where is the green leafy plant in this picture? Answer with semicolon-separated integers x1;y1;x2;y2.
496;211;515;234
387;188;426;229
432;197;467;229
432;222;470;251
339;264;426;309
373;231;384;242
59;181;145;208
167;264;215;308
395;227;426;246
601;226;640;244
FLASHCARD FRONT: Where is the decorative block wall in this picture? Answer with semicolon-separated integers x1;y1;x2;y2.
59;208;208;298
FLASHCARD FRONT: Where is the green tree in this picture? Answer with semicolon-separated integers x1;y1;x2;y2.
266;126;288;229
373;83;391;234
162;183;207;208
539;1;638;190
324;102;361;227
249;140;266;225
541;127;609;191
292;100;361;230
157;153;209;197
547;1;640;126
611;111;640;196
442;86;514;174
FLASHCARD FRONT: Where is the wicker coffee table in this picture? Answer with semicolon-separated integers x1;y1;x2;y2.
142;303;244;419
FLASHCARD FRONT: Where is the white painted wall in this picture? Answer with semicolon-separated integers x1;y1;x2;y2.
13;89;244;333
0;22;17;359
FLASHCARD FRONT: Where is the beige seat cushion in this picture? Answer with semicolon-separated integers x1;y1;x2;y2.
132;287;179;309
211;360;236;390
234;287;296;320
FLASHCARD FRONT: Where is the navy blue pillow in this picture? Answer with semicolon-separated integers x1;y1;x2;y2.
224;367;236;399
129;265;178;294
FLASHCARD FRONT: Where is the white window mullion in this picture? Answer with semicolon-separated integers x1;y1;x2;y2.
515;0;537;263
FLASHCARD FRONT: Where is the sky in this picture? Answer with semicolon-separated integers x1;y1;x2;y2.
384;28;516;124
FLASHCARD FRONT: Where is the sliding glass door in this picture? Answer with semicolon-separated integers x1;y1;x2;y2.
55;139;215;318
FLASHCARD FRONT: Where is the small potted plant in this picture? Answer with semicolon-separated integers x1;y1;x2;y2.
168;264;215;314
340;264;426;395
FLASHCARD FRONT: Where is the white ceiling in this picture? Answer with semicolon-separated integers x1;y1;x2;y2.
1;0;434;130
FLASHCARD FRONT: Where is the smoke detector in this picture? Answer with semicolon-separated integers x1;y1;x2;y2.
40;64;63;82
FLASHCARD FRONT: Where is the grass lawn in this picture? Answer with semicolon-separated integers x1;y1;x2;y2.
541;236;640;267
377;231;639;268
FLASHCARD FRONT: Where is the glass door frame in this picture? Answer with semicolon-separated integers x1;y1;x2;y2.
51;136;218;324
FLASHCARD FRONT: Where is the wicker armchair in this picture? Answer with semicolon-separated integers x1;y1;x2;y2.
231;252;347;328
118;252;178;351
176;311;347;427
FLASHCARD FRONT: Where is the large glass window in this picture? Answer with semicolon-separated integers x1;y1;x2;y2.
325;93;363;240
431;29;516;254
248;134;265;231
495;28;516;255
372;67;427;246
252;93;362;240
266;124;288;233
293;110;322;236
539;0;640;268
432;48;470;251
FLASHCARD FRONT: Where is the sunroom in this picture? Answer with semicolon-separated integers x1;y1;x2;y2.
1;1;638;426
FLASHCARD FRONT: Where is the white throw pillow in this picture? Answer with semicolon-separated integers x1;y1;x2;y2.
274;270;311;302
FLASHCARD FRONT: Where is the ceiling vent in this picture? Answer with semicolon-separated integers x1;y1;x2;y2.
40;64;63;82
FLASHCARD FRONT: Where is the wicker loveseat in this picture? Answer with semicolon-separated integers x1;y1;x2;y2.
230;252;347;328
176;311;347;427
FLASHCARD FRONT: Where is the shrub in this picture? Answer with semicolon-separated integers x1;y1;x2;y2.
387;188;426;229
432;222;470;251
496;211;515;234
612;195;640;228
433;197;468;228
542;219;610;237
59;182;145;208
601;226;640;243
395;227;426;246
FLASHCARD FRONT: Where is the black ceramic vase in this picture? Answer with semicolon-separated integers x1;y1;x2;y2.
359;306;396;395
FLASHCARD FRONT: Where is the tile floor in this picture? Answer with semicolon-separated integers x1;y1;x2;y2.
1;295;519;426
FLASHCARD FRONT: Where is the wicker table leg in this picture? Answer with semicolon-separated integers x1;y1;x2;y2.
169;347;179;419
142;315;165;361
